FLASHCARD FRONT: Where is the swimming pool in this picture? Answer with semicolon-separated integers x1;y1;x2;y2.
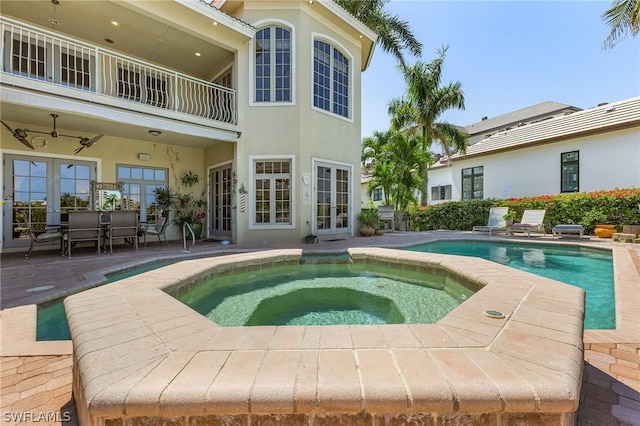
408;240;614;329
36;240;615;340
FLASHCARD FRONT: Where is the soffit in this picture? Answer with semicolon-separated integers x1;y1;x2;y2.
0;0;248;80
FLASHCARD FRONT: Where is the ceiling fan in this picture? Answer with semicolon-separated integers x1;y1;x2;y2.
1;113;104;154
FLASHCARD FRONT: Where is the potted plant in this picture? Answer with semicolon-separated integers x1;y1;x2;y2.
503;210;517;226
356;208;379;237
171;172;207;239
153;187;176;214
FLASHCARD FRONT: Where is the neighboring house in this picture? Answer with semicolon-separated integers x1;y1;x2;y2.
462;101;581;146
360;171;384;207
0;0;377;252
428;97;640;204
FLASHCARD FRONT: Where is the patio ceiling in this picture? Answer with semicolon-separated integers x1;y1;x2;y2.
0;0;236;81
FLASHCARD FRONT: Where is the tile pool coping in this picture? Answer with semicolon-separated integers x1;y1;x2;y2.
1;241;637;357
59;248;590;423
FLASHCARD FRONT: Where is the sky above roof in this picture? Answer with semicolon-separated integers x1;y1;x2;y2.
361;0;640;137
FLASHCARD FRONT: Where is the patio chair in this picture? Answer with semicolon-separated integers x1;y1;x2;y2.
105;210;138;254
507;209;547;237
23;220;63;259
142;213;170;247
472;207;509;236
63;210;102;257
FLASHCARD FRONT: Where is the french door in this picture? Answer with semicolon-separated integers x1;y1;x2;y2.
3;154;95;249
314;161;351;237
209;164;232;239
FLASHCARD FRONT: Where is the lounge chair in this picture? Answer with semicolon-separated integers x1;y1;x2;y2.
472;207;509;236
507;209;546;237
23;221;62;258
552;224;584;239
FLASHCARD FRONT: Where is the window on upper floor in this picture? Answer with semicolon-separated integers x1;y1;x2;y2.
313;39;349;118
255;26;292;103
462;166;483;200
561;151;579;193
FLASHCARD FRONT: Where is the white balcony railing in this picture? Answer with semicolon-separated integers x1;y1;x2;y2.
0;17;236;124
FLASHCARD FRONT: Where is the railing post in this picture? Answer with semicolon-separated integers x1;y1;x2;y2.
182;222;195;253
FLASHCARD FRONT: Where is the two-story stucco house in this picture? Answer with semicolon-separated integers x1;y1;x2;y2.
0;0;378;253
428;97;640;204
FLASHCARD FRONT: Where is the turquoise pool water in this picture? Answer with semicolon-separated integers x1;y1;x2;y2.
177;263;473;326
36;241;616;340
36;260;173;341
408;241;615;330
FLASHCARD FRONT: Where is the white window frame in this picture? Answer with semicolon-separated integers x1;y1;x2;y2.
249;19;296;106
249;155;296;229
310;33;353;122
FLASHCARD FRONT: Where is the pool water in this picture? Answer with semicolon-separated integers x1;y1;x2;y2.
36;260;174;341
177;264;472;326
408;241;615;329
36;241;616;340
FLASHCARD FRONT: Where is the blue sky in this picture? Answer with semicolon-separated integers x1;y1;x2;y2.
361;0;640;137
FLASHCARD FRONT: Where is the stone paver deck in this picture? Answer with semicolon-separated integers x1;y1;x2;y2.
1;231;638;425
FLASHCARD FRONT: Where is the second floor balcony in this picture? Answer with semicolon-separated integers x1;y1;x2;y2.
1;16;237;127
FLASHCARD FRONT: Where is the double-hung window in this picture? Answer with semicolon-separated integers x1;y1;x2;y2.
313;40;349;118
253;159;292;226
255;26;291;102
561;151;579;193
462;166;483;200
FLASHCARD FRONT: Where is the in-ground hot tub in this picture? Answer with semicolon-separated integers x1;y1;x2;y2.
65;248;585;425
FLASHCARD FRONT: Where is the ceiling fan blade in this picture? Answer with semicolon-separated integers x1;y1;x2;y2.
1;120;16;134
86;134;104;146
73;145;85;155
18;136;35;150
2;120;35;149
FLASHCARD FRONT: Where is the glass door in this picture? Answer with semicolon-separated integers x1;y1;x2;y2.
314;161;351;237
3;154;95;249
209;164;232;238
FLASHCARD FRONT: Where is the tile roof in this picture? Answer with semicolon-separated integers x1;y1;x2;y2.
433;97;640;168
463;101;580;136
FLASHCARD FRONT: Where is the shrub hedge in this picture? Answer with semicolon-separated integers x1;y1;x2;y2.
408;188;640;235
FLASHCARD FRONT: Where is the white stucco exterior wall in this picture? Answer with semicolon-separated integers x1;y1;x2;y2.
428;127;640;203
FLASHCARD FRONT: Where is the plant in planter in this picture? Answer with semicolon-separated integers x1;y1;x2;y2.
356;208;380;237
153;187;176;214
503;210;517;226
171;172;207;239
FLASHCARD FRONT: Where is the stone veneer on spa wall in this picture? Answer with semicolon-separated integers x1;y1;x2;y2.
65;248;586;426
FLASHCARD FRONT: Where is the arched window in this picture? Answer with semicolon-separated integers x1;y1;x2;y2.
255;26;291;102
313;40;349;118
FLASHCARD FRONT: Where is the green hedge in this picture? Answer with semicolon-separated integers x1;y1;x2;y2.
408;188;640;235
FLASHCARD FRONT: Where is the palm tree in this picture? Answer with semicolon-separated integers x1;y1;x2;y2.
362;130;394;206
388;46;468;204
362;130;429;210
385;131;429;211
602;0;639;49
335;0;422;65
388;46;468;203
